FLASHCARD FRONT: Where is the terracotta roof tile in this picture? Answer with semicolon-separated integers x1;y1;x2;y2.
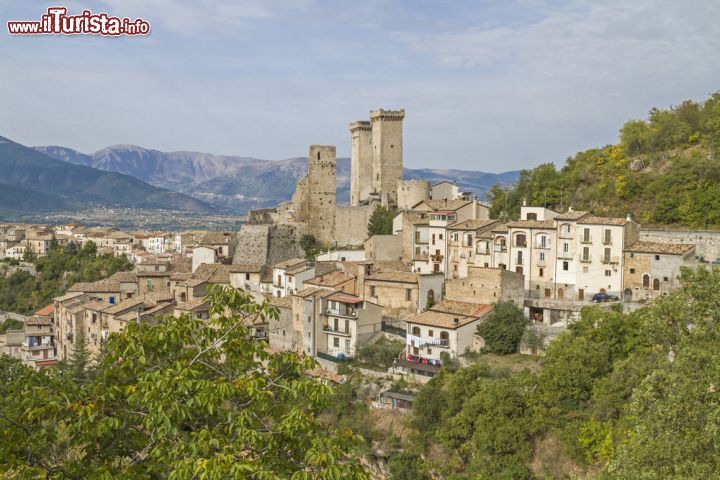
625;241;694;255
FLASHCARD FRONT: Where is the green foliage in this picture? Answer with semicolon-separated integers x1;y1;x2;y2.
67;328;92;384
489;92;720;226
0;318;23;334
0;285;368;478
0;240;132;315
405;267;720;478
387;452;428;480
367;207;398;235
299;234;322;260
476;301;527;354
355;337;404;370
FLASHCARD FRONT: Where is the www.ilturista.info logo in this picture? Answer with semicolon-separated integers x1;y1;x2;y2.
7;7;150;36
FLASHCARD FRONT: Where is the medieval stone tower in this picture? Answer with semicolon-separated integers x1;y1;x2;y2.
349;121;373;206
371;109;405;204
306;145;336;245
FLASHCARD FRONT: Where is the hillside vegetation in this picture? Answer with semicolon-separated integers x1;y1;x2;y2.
401;266;720;479
489;92;720;227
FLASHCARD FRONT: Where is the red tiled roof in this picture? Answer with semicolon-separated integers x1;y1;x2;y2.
34;304;54;316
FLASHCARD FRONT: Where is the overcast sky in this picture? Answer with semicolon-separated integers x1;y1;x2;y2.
1;0;718;171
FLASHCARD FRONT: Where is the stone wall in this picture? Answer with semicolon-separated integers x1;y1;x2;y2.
365;234;403;262
445;267;524;306
232;224;270;265
266;224;305;267
640;228;720;261
335;205;373;247
396;179;430;211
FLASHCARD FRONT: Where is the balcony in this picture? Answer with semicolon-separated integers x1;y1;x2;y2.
601;256;620;264
430;254;444;262
407;335;449;348
581;235;593;244
323;325;351;337
325;307;357;318
537;260;546;267
557;251;573;259
494;245;507;253
515;241;527;248
602;237;613;245
535;242;550;249
559;231;573;239
579;255;592;263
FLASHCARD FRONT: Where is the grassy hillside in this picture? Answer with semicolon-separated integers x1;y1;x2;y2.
489;92;720;227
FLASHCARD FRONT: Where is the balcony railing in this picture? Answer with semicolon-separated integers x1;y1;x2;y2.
323;325;351;336
325;308;357;318
535;242;550;249
557;251;573;259
601;256;620;264
579;255;591;263
407;335;449;348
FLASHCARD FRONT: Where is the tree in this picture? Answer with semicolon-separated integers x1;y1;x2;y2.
367;207;397;235
476;301;526;354
299;234;321;261
0;286;368;479
66;328;92;383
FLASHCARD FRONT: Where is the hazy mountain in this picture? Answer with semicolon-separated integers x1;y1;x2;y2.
0;137;213;216
36;144;520;212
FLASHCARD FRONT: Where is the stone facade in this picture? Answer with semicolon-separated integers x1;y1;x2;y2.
640;228;719;261
335;205;373;247
371;109;405;204
307;145;337;245
445;267;524;306
397;179;430;211
350;121;373;206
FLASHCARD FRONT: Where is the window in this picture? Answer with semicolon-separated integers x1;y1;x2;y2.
333;337;339;347
515;234;527;247
517;251;523;265
527;213;537;220
582;246;590;262
539;252;545;261
663;276;668;281
427;348;432;355
428;330;434;337
345;339;351;351
583;267;589;273
539;268;544;277
563;261;569;271
605;270;611;277
344;319;349;332
653;278;660;290
431;234;435;245
370;286;376;297
583;228;590;242
245;273;250;281
604;229;612;244
440;331;449;340
604;247;611;262
563;243;569;253
439;234;443;240
642;274;650;288
109;296;115;305
413;347;419;355
412;326;420;335
630;268;636;274
655;255;660;261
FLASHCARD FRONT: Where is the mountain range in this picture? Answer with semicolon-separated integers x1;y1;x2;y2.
36;144;520;212
0;137;212;217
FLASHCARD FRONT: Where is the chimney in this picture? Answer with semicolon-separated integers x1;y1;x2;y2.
626;213;632;222
522;198;527;207
444;198;448;206
472;195;478;219
568;206;574;212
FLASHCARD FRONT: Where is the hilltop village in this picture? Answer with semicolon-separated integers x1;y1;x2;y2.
0;108;710;380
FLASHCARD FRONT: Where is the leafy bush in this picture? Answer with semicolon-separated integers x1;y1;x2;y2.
476;301;526;354
355;337;404;370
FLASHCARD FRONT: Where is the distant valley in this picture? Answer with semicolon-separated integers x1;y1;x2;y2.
36;145;520;212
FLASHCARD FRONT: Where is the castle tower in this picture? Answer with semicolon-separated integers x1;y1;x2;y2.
371;109;405;204
307;145;336;245
396;179;430;210
349;121;372;206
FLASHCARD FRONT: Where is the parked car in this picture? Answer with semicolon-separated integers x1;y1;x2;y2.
592;292;620;303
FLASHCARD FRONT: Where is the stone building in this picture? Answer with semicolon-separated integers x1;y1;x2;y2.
349;121;373;206
623;241;696;301
306;145;337;245
370;109;405;205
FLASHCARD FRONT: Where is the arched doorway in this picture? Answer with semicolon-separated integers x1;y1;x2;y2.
642;274;650;288
653;278;660;291
624;288;633;301
557;288;564;300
